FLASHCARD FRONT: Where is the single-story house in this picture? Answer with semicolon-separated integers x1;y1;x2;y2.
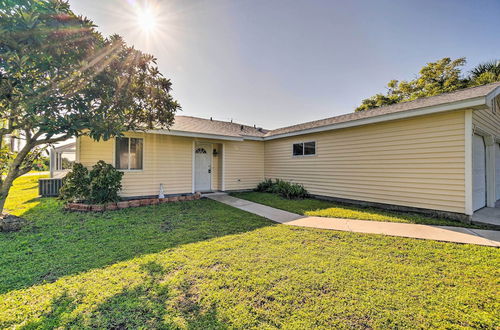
76;82;500;220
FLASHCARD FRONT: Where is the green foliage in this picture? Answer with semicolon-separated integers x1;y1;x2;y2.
59;161;123;204
256;178;274;192
469;60;500;86
88;160;123;204
231;191;487;228
255;178;309;199
356;57;500;111
1;175;499;328
0;0;180;211
59;163;89;203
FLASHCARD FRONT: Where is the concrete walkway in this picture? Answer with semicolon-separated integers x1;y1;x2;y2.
472;207;500;228
206;193;500;247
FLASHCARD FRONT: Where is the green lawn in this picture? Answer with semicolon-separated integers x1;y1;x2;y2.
230;191;482;228
1;177;499;328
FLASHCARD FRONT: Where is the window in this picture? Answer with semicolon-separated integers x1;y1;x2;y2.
116;137;143;170
292;141;316;156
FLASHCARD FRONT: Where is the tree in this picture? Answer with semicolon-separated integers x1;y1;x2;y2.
0;0;181;213
355;57;500;111
469;60;500;86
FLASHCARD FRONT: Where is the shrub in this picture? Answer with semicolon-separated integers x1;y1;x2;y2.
88;161;124;204
256;178;274;192
59;161;123;204
59;163;90;202
255;178;308;199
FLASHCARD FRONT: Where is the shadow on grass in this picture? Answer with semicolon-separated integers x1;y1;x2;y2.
0;197;273;295
22;261;228;329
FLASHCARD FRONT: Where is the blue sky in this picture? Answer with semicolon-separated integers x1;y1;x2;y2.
68;0;500;129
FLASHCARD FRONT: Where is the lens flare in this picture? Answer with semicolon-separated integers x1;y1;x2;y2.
136;7;157;33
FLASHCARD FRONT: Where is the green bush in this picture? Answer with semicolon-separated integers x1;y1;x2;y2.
88;160;124;204
59;163;90;202
59;161;123;204
256;178;274;192
255;178;308;199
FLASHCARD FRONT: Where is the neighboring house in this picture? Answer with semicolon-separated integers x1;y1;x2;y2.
49;142;76;179
76;82;500;220
2;133;24;152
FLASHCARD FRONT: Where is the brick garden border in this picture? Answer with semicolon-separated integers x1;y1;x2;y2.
65;193;202;212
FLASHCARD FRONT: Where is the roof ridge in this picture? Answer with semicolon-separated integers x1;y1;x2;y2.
175;115;267;130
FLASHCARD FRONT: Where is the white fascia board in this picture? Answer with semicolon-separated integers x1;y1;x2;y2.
263;97;487;141
485;85;500;108
241;136;265;141
145;129;244;141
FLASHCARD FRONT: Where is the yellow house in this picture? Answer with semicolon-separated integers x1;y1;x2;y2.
76;82;500;220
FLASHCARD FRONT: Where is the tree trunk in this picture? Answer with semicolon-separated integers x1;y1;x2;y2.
0;173;16;214
0;142;33;214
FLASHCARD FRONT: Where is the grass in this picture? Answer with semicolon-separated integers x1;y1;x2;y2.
1;176;499;328
230;191;483;228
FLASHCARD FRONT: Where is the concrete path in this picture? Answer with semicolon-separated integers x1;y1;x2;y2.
472;207;500;228
206;193;500;247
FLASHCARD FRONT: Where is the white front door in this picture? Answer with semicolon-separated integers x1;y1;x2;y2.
472;134;486;211
194;143;212;192
496;143;500;201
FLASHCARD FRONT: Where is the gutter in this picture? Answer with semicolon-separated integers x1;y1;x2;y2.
145;129;245;141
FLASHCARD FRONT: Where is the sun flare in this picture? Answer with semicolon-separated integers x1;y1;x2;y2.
136;8;157;33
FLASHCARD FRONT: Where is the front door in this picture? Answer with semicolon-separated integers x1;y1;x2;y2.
195;143;212;192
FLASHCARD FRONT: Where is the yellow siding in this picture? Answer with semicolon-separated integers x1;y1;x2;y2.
78;133;193;197
77;135;265;196
473;108;500;137
211;144;223;190
264;111;466;213
224;140;265;190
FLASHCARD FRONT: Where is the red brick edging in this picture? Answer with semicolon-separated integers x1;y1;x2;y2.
65;193;202;212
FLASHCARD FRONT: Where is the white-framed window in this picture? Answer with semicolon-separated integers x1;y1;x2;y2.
115;137;143;170
292;141;316;156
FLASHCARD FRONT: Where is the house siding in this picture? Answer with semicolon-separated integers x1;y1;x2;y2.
264;111;467;214
223;140;265;190
78;133;192;197
473;108;500;137
77;134;265;196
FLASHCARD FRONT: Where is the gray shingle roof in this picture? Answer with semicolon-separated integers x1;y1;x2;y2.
167;82;500;139
265;82;500;137
171;116;268;138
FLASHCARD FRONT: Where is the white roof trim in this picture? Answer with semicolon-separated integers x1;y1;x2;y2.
145;129;244;141
264;96;486;140
485;85;500;110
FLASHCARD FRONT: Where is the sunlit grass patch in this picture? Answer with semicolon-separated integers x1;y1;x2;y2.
1;176;499;328
231;192;480;228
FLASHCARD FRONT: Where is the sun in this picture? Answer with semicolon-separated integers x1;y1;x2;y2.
136;7;158;33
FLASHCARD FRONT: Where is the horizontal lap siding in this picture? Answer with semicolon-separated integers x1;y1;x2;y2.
224;141;265;190
264;111;466;213
78;134;192;197
473;108;500;137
